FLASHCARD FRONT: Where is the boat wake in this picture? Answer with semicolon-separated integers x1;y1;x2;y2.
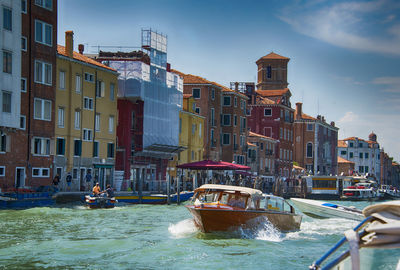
168;218;198;238
285;217;358;240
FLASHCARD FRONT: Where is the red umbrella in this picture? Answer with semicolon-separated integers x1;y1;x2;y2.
176;160;234;170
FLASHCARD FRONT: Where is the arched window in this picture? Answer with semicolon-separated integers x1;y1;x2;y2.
306;142;313;158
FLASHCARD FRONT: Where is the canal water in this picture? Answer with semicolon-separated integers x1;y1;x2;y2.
0;200;398;269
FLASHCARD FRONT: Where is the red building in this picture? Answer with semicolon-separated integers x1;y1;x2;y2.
246;52;294;178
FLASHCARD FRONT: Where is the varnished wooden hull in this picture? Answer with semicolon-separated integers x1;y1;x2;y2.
186;205;302;233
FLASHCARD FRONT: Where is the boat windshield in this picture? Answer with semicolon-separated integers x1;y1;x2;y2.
193;189;250;209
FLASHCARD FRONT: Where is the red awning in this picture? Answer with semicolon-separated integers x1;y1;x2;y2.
176;160;250;171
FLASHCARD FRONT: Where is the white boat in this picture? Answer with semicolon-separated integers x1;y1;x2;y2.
341;183;380;201
379;185;400;200
310;201;400;270
291;198;364;221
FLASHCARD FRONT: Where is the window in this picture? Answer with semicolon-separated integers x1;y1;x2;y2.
95;113;100;132
199;123;202;138
3;7;12;31
59;71;65;89
107;143;115;158
21;37;27;51
192;88;200;99
35;0;52;10
0;133;7;152
84;73;94;82
280;128;283;139
74;110;80;129
195;107;200;114
93;141;99;157
306;142;313;158
223;114;231;126
267;65;272;79
234;97;237;107
211;108;215;126
359;166;364;173
2;92;11;113
211;88;215;100
75;75;81;93
20;115;26;130
33;137;50;155
110;83;115;101
109;116;114;133
359;153;363;159
96;80;105;97
72;168;78;179
58;107;64;128
83;97;93;110
350;152;354;158
192;124;196;135
21;78;27;92
74;140;82;156
222;133;230;145
32;168;50;177
34;98;51;120
264;108;272;116
83;129;93;141
349;142;354;147
340;150;347;155
21;0;27;13
34;60;52;85
365;166;369;173
56;138;65;155
365;153;369;159
307;123;313;131
223;96;231;106
35;20;52;46
3;51;12;74
210;129;215;147
359;143;363;148
179;117;182;134
0;166;4;176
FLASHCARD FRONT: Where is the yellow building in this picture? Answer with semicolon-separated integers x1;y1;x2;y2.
178;95;205;164
55;31;118;191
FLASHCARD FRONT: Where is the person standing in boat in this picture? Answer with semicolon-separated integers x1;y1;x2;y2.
104;184;114;198
92;182;101;196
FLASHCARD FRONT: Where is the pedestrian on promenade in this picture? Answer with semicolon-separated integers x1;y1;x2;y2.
66;173;72;191
85;171;92;191
52;174;60;192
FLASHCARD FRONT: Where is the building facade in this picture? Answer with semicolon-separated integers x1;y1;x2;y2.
294;102;338;175
176;72;223;161
0;0;22;189
0;0;57;190
220;85;248;165
247;131;277;179
338;133;381;181
178;95;204;164
55;31;118;191
246;52;295;178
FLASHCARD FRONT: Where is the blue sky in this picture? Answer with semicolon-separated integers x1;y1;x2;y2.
58;0;400;161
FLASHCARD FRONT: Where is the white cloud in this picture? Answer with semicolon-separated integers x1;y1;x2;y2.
337;111;359;124
373;76;400;93
279;0;400;55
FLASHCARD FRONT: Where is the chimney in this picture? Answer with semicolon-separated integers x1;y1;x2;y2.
235;82;239;91
330;121;335;127
65;31;74;58
295;102;302;119
78;44;84;54
322;116;325;122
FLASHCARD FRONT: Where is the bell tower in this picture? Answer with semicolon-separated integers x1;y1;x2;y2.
256;52;290;90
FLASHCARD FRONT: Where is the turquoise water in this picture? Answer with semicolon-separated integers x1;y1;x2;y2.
0;200;398;269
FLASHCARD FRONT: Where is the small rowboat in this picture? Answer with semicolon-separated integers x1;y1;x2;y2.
291;198;364;221
85;195;116;209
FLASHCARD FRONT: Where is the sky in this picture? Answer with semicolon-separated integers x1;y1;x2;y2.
58;0;400;161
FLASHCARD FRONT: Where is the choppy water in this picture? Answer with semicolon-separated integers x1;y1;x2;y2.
0;200;398;269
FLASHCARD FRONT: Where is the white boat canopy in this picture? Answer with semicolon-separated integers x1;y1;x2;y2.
195;184;263;198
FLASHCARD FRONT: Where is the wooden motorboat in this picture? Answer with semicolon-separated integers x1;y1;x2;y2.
85;195;116;209
185;184;302;233
291;198;364;221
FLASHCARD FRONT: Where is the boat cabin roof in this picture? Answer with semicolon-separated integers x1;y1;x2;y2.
195;184;263;198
